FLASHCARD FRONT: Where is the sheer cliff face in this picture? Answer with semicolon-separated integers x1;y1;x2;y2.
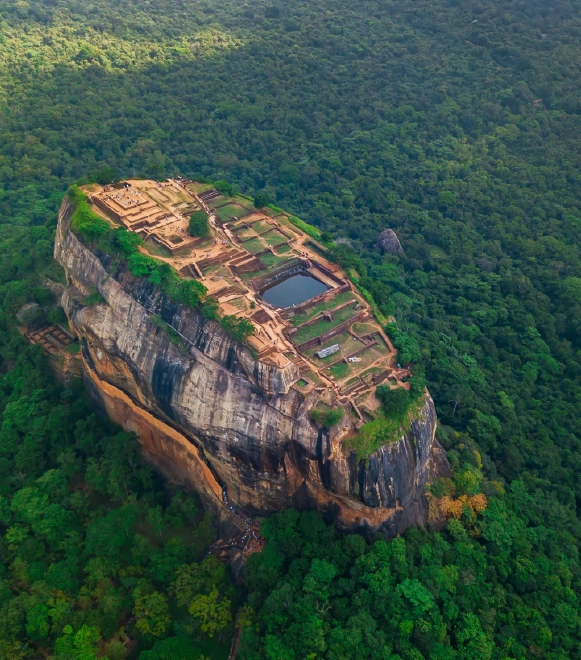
55;197;449;536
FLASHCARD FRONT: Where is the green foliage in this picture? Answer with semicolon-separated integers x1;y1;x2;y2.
345;413;414;459
346;385;426;459
410;368;427;394
69;188;110;242
48;307;68;326
324;408;344;426
54;625;102;660
379;389;410;423
188;211;210;238
240;506;581;660
320;231;334;245
127;253;159;278
188;589;232;637
385;323;421;365
140;636;201;660
90;167;120;186
438;190;457;209
220;315;254;343
214;180;235;196
83;288;106;306
133;590;171;637
114;227;143;257
253;192;270;209
358;274;394;316
201;297;220;321
173;279;208;309
309;407;344;427
288;215;322;241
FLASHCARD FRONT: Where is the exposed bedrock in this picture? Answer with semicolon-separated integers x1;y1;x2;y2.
55;197;449;536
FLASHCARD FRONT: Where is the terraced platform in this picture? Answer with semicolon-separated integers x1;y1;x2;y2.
86;179;410;421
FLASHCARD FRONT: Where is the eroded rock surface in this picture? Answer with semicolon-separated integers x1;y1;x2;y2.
55;197;448;536
377;228;404;254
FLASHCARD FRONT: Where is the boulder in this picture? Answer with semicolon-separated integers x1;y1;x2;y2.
377;228;404;254
476;257;495;272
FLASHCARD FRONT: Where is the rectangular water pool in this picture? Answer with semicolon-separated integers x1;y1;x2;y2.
261;273;328;309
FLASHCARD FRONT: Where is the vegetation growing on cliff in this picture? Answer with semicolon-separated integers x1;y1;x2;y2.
69;187;110;241
345;393;425;460
345;374;428;459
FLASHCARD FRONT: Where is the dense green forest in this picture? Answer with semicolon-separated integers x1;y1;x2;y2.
0;0;580;657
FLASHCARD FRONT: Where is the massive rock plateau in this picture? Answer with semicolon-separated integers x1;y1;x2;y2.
55;196;448;537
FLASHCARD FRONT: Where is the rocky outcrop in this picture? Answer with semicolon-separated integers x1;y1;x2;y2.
377;228;404;254
476;257;496;272
55;197;448;536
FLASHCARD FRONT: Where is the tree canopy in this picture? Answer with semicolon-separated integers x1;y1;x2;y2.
188;211;210;238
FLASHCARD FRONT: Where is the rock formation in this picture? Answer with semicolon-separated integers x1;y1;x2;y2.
476;257;496;272
55;196;448;537
377;228;404;254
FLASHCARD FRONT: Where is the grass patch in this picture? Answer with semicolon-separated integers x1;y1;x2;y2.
288;215;322;240
352;322;381;336
209;267;235;282
186;182;214;194
207;196;227;209
302;369;324;386
303;240;328;258
276;244;292;254
251;220;273;234
329;361;349;379
64;343;80;354
233;225;257;240
228;296;248;312
233;224;253;235
144;238;172;258
293;305;360;345
343;376;361;389
291;291;356;326
192;236;215;250
259;252;291;269
171;246;193;258
262;229;286;246
201;262;223;275
216;204;249;222
238;262;269;282
348;342;390;372
359;366;383;381
242;237;265;254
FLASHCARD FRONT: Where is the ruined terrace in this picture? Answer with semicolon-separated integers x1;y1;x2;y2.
86;179;410;422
